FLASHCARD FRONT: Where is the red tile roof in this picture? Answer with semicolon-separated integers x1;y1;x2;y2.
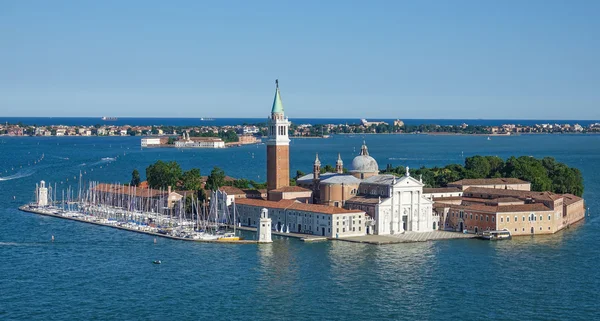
423;187;462;194
450;178;530;186
219;186;246;196
93;183;168;198
270;186;312;193
464;187;563;202
562;194;583;206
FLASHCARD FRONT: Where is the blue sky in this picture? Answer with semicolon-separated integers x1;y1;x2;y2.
1;0;599;119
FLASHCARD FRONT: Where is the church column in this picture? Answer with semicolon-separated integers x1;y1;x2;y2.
398;190;404;232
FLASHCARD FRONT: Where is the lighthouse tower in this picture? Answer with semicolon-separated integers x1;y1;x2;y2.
258;208;273;243
38;180;48;207
266;79;290;199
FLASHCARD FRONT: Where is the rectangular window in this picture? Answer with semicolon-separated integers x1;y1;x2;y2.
540;215;543;221
492;217;495;222
358;227;361;231
523;216;525;222
501;217;504;223
336;228;339;233
515;216;517;222
343;228;346;232
548;215;551;220
507;217;510;222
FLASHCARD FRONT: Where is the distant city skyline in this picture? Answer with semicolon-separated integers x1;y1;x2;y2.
1;0;599;119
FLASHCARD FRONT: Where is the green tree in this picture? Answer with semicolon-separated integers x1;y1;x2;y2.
320;164;336;173
205;167;226;191
250;180;267;189
465;156;491;178
232;179;251;189
485;156;504;176
130;169;141;187
145;160;183;189
181;168;202;191
295;170;306;179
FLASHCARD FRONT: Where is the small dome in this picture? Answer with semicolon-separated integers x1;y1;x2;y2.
350;142;378;174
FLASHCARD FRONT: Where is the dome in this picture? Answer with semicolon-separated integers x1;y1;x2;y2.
350;142;378;174
350;155;379;173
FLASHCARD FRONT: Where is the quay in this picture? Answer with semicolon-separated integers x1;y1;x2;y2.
338;231;477;245
18;205;258;244
232;225;474;245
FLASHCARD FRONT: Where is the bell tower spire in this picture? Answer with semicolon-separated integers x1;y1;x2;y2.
266;79;291;198
336;153;343;174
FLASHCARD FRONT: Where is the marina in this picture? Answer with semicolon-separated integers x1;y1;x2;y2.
18;204;257;244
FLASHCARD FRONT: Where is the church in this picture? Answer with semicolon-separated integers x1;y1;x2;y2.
297;144;436;234
233;80;436;237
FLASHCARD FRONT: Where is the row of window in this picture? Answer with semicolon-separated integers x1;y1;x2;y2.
451;212;496;223
500;214;551;223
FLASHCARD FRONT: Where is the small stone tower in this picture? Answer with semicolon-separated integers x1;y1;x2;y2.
258;208;272;243
336;153;343;174
38;180;48;207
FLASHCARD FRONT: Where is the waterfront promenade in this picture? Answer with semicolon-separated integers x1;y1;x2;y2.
233;225;475;244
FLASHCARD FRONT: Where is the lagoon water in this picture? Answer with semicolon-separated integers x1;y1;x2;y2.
1;134;599;320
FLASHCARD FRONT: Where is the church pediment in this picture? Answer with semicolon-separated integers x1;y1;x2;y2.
393;175;424;188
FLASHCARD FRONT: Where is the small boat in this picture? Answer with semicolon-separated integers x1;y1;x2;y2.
218;232;240;241
152;260;161;264
487;136;491;141
480;230;511;241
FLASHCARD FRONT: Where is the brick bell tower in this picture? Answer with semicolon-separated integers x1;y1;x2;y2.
266;79;290;199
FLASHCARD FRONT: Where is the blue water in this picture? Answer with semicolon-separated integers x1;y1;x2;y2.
1;134;599;320
1;117;599;127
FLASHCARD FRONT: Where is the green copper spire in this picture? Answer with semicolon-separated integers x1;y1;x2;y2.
271;79;284;114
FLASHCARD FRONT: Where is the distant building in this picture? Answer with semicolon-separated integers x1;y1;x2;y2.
141;137;167;147
361;119;388;126
394;119;405;127
237;135;259;145
175;132;225;148
242;126;259;134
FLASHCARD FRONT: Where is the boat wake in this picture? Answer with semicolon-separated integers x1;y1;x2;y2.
80;157;116;167
0;168;35;181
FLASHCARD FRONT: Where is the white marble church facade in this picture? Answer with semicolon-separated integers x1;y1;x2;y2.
346;169;436;235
